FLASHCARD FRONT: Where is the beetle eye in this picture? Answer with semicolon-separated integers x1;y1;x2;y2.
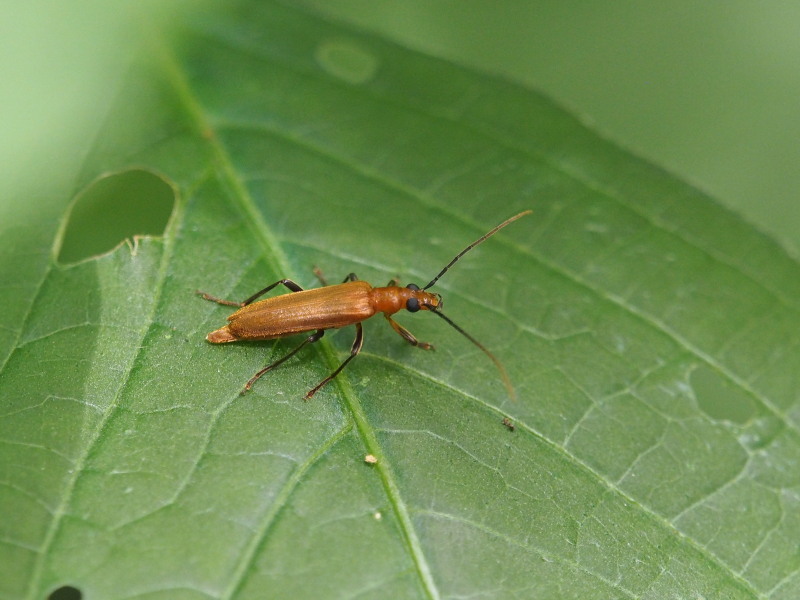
406;297;420;312
406;283;420;291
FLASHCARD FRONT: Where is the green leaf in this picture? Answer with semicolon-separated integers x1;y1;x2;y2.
3;2;800;599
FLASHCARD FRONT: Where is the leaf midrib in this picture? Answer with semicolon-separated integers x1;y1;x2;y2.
158;41;443;600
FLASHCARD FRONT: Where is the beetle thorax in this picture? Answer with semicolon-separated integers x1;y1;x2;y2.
369;285;440;316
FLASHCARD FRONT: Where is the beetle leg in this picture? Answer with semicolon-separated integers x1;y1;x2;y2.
384;315;434;351
385;275;405;287
304;322;364;400
241;279;304;306
198;279;305;308
241;329;325;394
312;266;329;286
196;291;243;307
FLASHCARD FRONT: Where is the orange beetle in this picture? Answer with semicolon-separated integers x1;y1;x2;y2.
199;210;530;399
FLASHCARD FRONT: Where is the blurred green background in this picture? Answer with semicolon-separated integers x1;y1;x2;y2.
3;1;799;254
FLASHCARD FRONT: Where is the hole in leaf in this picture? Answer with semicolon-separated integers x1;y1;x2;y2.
691;366;755;425
48;585;83;600
58;169;175;264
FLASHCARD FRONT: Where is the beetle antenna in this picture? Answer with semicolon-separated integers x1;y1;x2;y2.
422;210;531;290
428;308;516;400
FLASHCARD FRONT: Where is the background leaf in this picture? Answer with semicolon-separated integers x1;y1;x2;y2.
2;2;799;599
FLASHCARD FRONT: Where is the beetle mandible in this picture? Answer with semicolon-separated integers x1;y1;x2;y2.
198;210;530;399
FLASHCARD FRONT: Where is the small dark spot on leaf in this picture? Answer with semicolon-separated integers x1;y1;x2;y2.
48;585;82;600
58;169;175;264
